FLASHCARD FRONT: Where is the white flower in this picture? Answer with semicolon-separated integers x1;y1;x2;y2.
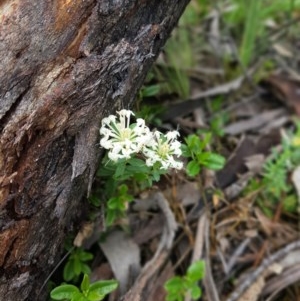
143;130;183;170
100;109;152;161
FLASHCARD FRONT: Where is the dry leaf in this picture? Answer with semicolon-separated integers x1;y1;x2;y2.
99;230;141;295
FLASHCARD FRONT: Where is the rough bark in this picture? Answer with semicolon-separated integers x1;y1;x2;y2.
0;1;189;300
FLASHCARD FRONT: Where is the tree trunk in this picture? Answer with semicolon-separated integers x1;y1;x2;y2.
0;1;189;300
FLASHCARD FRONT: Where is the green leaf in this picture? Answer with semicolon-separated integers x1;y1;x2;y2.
180;144;191;158
74;258;82;275
106;209;117;226
164;276;185;293
239;0;262;66
118;184;128;194
97;161;116;177
125;158;150;174
71;291;87;301
79;251;93;262
142;84;161;97
283;194;297;213
81;263;91;275
50;284;80;300
114;161;126;179
86;292;105;301
200;132;212;149
186;160;200;177
187;260;205;282
64;261;75;282
185;135;202;153
190;285;202;299
210;116;225;137
88;280;118;298
107;197;120;210
81;274;90;293
133;173;148;182
202;153;225;170
103;178;118;197
106;209;116;224
153;173;161;182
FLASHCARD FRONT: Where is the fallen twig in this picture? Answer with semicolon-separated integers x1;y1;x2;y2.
203;214;221;301
225;239;300;301
122;191;177;301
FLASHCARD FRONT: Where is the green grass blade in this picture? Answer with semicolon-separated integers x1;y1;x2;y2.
239;0;262;67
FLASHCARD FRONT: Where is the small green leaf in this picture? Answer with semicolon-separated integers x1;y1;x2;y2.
283;194;297;213
81;274;90;293
164;276;185;293
152;171;161;182
202;153;225;170
81;263;91;275
63;261;75;282
118;184;128;194
142;84;161;97
97;162;116;177
50;284;80;300
74;258;82;275
88;280;118;298
180;144;191;157
185;135;202;153
133;173;148;182
126;164;149;174
114;161;126;179
128;158;146;168
190;285;202;299
106;209;118;226
86;292;105;301
107;197;120;210
187;260;205;282
72;291;87;301
186;160;200;177
79;251;93;262
200;132;212;149
165;261;205;301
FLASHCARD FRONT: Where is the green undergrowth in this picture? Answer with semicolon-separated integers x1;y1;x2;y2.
50;274;117;301
243;120;300;216
164;260;205;301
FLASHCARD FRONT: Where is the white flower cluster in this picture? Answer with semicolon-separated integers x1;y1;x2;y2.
143;130;183;170
100;109;183;170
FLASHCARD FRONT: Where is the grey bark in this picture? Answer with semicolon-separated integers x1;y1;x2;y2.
0;0;189;300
